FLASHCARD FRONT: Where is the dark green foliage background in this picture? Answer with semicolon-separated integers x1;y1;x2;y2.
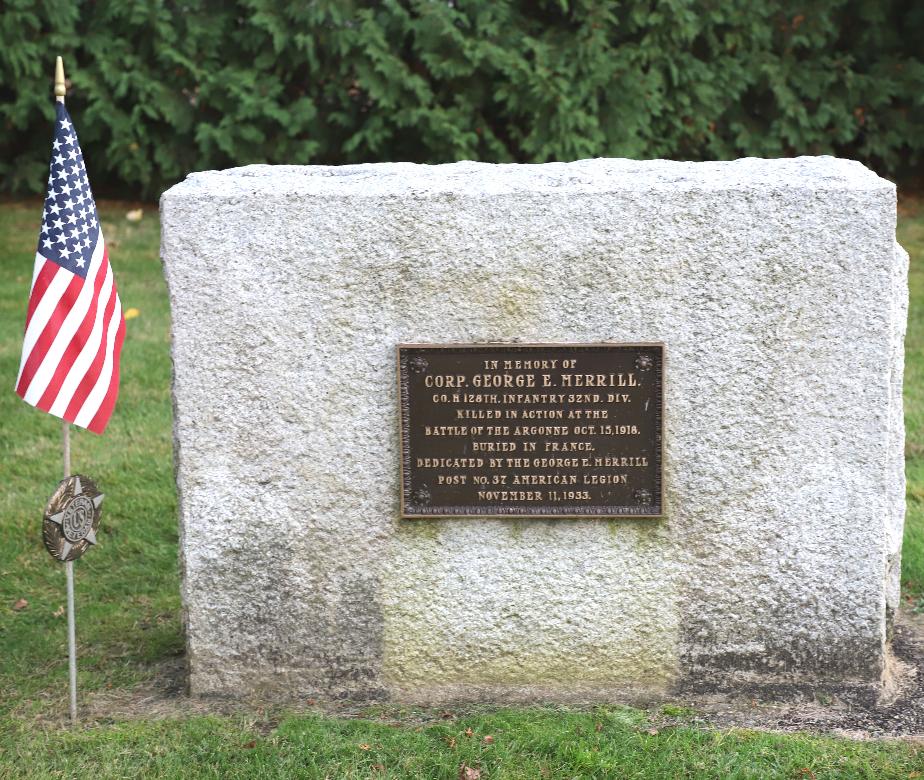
2;0;922;199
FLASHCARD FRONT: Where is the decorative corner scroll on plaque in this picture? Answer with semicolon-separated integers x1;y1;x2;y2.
398;343;663;518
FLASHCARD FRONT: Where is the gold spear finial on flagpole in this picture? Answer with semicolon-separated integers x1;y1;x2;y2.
55;56;66;102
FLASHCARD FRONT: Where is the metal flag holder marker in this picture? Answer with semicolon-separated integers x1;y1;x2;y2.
46;420;105;724
44;422;105;725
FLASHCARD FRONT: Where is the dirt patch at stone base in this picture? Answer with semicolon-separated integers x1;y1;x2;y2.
27;609;924;741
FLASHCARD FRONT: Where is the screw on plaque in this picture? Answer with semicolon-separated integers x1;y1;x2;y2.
635;353;654;372
411;485;431;505
43;475;104;562
408;356;428;374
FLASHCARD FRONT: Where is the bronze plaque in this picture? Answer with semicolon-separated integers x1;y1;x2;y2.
398;343;663;518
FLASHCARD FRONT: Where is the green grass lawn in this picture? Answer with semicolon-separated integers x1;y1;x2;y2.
1;199;923;778
901;197;924;599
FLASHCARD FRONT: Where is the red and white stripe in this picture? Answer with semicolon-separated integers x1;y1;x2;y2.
15;229;125;434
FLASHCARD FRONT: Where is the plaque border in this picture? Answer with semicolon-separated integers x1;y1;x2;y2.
397;342;665;519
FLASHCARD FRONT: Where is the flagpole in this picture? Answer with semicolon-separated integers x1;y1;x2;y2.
64;421;77;724
56;55;78;726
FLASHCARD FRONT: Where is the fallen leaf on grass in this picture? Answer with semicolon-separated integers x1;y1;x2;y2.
124;307;140;320
595;722;603;732
458;765;481;780
440;711;455;719
482;735;494;745
445;736;457;748
358;744;370;751
126;209;143;222
646;728;659;736
53;605;64;618
12;599;27;611
797;770;816;780
464;727;474;737
242;741;256;749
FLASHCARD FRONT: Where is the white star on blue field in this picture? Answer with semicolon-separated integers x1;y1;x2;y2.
38;102;100;280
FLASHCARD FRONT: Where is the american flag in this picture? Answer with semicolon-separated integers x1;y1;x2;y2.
15;101;124;434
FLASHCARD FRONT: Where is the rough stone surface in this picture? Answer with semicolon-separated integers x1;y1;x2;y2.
160;157;907;703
